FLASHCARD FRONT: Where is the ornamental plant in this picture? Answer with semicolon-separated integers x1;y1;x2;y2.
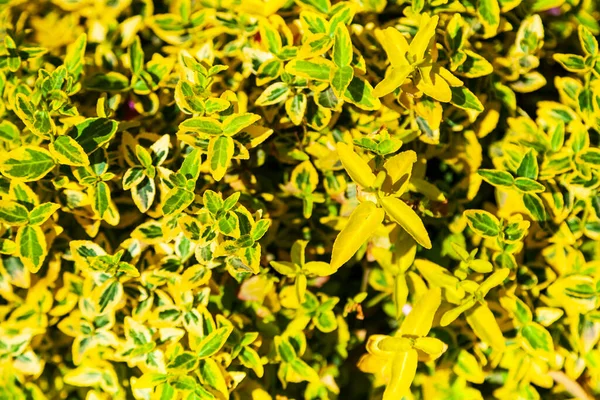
2;0;600;399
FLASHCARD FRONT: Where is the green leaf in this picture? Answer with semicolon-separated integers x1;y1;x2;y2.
553;54;588;72
464;209;501;238
523;193;547;221
579;25;598;55
285;59;333;81
92;181;111;219
330;66;354;97
180;117;223;135
65;33;87;78
97;280;123;313
0;146;55;182
285;93;307;125
129;36;144;75
296;0;331;14
514;177;545;193
29;202;60;225
162;188;195;216
208;135;234;181
223;113;261;136
550;121;565;152
450;86;484;112
580;148;600;167
168;352;199;372
477;0;500;36
343;77;381;111
4;35;21;72
0;201;29;225
69;118;119;154
180;148;203;181
85;72;130;91
333;25;352;67
256;83;290;106
521;322;554;358
197;326;233;359
17;225;46;273
478;169;514;188
516;150;539;179
330;201;385;270
50;136;89;166
132;177;156;213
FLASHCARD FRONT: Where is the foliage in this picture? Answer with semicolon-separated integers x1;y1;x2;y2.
1;0;600;399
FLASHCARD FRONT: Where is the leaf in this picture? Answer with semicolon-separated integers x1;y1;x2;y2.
330;66;354;97
553;54;588;72
197;325;233;359
336;142;376;188
29;203;60;225
580;148;600;167
333;25;352;67
132;177;156;213
521;322;554;359
0;146;55;182
465;303;505;351
383;349;418;400
379;196;431;249
0;201;29;225
516;150;539;179
285;58;333;81
408;14;438;62
17;225;47;273
514;177;545;193
523;193;547;221
464;210;500;238
180;117;223;135
296;0;331;14
285;93;307;125
49;136;89;166
450;86;484;112
129;36;144;75
330;201;385;270
162;188;195;215
256;82;290;106
344;76;382;110
69;118;119;154
400;287;441;336
96;280;123;313
65;33;87;78
208;135;234;181
579;25;598;56
477;0;500;37
478;169;514;187
84;72;130;91
223;113;262;136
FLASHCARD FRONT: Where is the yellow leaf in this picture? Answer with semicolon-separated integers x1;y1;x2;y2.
374;27;410;68
408;14;439;63
399;287;441;337
373;65;413;98
379;196;431;249
417;67;452;103
465;303;505;351
383;349;418;400
336;142;376;188
383;150;416;195
330;201;385;270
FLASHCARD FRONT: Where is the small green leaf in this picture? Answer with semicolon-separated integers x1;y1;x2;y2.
29;202;60;225
464;209;501;238
50;136;89;166
478;169;515;188
208;135;234;181
514;177;545;193
0;146;55;182
162;188;195;216
0;201;29;225
523;193;547;221
450;86;484;112
69;118;119;154
17;225;47;273
85;72;130;91
197;326;233;359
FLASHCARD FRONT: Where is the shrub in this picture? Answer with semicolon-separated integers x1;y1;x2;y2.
1;0;600;399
